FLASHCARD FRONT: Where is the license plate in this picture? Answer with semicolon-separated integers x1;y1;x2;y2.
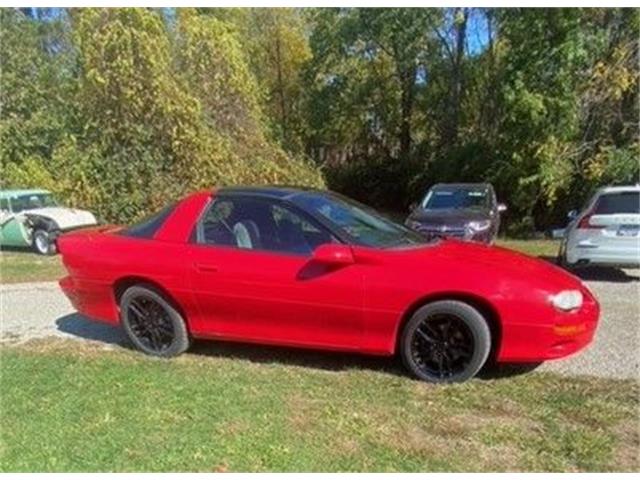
617;225;640;237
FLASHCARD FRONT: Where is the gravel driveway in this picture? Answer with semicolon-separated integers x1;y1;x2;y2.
1;270;638;379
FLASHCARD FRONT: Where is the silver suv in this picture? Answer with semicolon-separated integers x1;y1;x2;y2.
559;185;640;268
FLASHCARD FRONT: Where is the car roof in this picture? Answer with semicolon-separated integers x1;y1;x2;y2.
0;189;50;199
430;183;492;190
217;185;325;200
596;184;640;194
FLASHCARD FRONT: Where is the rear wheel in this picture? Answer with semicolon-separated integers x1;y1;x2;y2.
400;300;491;383
120;285;190;357
32;229;57;255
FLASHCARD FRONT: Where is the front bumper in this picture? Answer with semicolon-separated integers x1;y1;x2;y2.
497;287;600;363
409;224;494;244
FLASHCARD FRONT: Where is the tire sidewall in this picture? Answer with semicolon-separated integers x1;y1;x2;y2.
33;229;57;255
120;285;190;357
401;300;491;383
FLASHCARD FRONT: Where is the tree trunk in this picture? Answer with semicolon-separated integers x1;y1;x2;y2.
274;29;288;143
399;65;416;160
443;7;469;146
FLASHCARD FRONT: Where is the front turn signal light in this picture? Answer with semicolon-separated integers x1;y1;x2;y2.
553;323;587;336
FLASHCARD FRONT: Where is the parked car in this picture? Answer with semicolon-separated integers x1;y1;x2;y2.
58;186;598;383
405;183;506;244
0;189;97;255
558;185;640;268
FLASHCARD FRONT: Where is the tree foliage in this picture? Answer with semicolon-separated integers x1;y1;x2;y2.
1;7;637;232
302;7;638;233
1;8;322;223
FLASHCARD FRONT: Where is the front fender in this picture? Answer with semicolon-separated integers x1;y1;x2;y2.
24;214;60;233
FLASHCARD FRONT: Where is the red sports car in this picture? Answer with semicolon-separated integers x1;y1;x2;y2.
58;187;599;383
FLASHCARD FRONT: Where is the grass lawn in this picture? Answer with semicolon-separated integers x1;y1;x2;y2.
1;340;638;472
0;249;65;284
0;240;560;285
496;238;560;259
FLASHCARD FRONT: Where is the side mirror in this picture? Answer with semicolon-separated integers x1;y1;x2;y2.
409;202;418;212
567;210;578;220
312;244;354;266
497;203;507;213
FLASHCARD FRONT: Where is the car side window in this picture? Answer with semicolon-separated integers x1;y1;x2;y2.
197;196;337;255
198;199;237;247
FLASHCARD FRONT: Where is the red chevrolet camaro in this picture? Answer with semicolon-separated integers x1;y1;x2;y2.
58;187;599;383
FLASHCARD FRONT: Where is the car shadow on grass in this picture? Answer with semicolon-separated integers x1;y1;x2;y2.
55;313;127;347
55;312;540;382
0;246;32;254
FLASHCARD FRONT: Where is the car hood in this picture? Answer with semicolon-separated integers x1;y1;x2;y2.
437;240;579;288
408;208;490;227
375;238;582;292
22;207;97;230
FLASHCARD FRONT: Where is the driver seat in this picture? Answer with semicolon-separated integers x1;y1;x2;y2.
233;220;261;249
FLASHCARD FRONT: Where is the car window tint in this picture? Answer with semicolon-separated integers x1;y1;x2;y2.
199;200;237;246
198;197;336;255
594;192;640;215
10;194;57;213
293;192;426;248
423;189;489;210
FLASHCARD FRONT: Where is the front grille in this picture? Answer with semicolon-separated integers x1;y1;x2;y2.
414;225;467;238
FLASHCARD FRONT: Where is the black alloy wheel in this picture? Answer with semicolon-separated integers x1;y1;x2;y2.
120;285;190;357
401;300;491;383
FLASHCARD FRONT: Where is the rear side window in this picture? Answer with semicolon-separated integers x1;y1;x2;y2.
594;192;640;215
121;204;176;239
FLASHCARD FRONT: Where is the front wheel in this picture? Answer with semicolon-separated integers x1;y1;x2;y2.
32;229;57;255
400;300;491;383
120;285;190;357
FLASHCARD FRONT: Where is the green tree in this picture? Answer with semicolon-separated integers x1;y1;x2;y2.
0;9;73;189
174;9;323;189
243;8;312;153
2;8;322;223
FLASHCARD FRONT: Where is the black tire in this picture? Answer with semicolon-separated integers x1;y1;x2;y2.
400;300;491;383
120;285;190;357
32;229;57;255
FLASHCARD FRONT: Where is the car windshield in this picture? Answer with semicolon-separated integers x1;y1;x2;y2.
10;193;57;213
293;192;428;248
422;188;489;210
594;192;640;215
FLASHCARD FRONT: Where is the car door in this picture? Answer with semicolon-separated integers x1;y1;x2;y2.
0;198;29;247
186;194;365;350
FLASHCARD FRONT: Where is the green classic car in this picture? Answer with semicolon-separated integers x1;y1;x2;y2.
0;189;97;255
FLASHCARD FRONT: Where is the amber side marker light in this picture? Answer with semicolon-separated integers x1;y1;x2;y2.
553;323;588;336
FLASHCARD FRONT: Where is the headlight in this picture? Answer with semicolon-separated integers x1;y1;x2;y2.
468;220;491;231
550;290;583;311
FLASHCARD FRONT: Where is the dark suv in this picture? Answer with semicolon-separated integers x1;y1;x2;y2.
405;183;506;244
